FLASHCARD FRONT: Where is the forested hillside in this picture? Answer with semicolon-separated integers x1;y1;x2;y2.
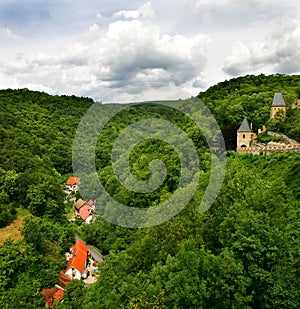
0;90;92;307
0;74;299;308
77;152;300;309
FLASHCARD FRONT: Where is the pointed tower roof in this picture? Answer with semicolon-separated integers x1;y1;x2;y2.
237;118;252;132
271;93;286;107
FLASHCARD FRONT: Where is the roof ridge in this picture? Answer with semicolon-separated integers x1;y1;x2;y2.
271;92;286;107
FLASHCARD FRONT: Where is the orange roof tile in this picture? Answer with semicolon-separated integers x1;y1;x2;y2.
41;287;65;307
53;289;64;301
87;200;94;206
66;176;80;186
79;204;92;221
66;239;87;273
58;271;72;289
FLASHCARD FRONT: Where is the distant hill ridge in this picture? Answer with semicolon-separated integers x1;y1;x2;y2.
1;73;300;150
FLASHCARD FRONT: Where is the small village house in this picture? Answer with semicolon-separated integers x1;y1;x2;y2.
41;271;72;308
65;238;104;281
65;239;88;280
74;198;95;223
65;176;80;193
42;239;104;307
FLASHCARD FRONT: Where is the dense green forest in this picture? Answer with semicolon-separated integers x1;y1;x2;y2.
0;74;299;308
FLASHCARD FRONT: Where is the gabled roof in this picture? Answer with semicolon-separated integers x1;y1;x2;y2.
74;198;86;211
237;118;252;132
271;93;286;107
66;176;80;186
66;239;87;273
87;244;105;262
79;204;92;221
87;200;94;206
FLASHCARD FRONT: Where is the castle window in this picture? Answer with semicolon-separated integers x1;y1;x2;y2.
243;134;245;138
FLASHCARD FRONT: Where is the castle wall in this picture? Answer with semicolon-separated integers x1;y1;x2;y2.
237;144;300;155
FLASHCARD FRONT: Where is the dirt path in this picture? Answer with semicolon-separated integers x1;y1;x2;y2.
0;216;23;245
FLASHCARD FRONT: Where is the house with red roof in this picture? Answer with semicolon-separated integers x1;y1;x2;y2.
65;176;80;193
73;198;95;223
65;238;104;281
42;240;104;307
79;204;93;222
65;239;88;280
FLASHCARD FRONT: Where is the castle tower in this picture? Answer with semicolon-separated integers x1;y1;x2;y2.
270;93;286;119
237;118;253;149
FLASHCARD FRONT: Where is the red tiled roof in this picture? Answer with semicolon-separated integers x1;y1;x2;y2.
66;176;80;186
41;287;65;308
66;239;87;273
79;204;92;221
53;289;64;301
57;271;72;288
87;200;94;206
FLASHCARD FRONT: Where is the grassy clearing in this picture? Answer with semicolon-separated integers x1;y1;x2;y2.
0;208;30;245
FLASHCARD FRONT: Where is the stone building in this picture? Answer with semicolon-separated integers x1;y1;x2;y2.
270;92;286;119
236;117;255;148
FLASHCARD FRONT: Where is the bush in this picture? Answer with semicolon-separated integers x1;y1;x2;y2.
257;131;282;144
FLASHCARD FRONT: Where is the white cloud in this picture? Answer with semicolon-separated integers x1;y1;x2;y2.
192;78;208;89
96;12;103;19
113;9;140;19
0;27;24;41
222;17;300;76
101;83;192;103
91;19;209;93
0;13;209;101
113;2;154;20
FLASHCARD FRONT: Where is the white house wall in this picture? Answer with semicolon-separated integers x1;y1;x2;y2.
65;268;82;280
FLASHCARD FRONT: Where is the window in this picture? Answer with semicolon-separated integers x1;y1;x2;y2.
243;134;245;138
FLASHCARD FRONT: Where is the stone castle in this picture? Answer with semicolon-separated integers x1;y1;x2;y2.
236;93;300;154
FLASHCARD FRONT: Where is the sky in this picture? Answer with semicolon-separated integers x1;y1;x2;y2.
0;0;300;102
